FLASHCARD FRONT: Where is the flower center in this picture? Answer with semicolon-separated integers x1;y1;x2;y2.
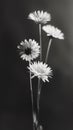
37;67;45;74
25;48;31;55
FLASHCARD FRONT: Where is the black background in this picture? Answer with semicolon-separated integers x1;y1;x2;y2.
1;0;73;129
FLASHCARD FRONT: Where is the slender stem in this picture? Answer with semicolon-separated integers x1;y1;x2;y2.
37;24;42;125
45;38;52;63
37;79;42;129
29;62;36;130
39;24;42;61
37;79;40;115
37;23;42;114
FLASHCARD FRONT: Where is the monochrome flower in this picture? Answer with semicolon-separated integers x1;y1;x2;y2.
28;61;52;82
17;39;40;61
28;10;51;24
42;25;64;39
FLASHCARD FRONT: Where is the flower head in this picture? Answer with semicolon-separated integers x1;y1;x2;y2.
17;39;40;61
28;61;52;82
42;25;64;39
28;10;51;24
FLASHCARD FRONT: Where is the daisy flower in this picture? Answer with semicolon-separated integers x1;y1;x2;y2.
17;39;40;61
28;10;51;24
42;25;64;39
28;61;52;82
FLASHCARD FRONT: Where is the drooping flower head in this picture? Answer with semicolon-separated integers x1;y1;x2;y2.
17;39;40;61
28;10;51;24
42;25;64;39
28;61;52;82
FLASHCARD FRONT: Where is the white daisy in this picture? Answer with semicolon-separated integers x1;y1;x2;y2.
17;39;40;61
28;61;52;82
42;25;64;39
28;10;51;24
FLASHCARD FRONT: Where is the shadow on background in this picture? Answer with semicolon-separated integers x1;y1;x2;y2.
0;0;73;129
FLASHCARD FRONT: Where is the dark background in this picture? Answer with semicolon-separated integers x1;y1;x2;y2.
1;0;73;129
